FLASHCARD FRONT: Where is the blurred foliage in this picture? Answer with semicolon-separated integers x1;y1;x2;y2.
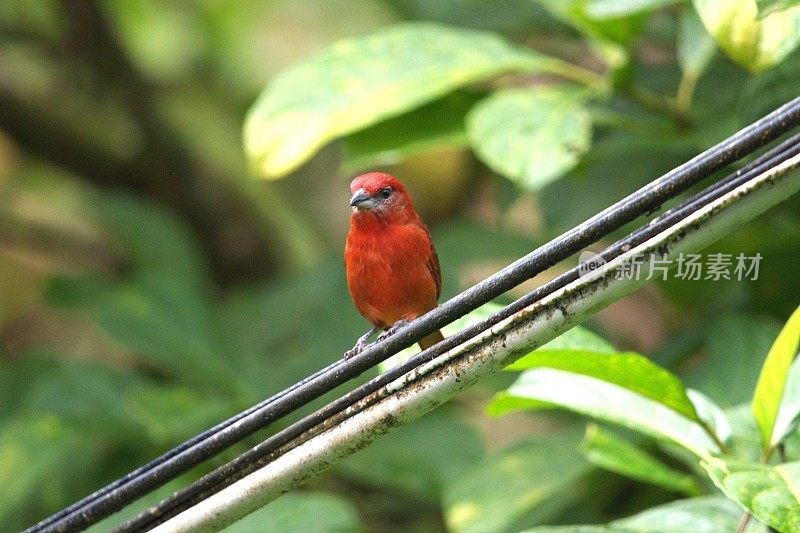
1;0;799;531
491;307;800;531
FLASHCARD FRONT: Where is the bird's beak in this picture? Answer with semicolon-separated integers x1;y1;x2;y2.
349;188;376;210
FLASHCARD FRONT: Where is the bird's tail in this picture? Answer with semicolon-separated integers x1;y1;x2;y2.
418;329;445;351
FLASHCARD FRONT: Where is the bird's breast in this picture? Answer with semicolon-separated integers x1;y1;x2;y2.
345;220;438;328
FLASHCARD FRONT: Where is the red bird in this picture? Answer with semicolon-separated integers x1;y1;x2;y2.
344;172;445;358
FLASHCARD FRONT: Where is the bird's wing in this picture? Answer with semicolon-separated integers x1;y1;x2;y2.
420;222;442;300
426;251;442;300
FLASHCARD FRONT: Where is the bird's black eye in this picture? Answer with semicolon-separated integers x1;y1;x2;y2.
379;187;392;199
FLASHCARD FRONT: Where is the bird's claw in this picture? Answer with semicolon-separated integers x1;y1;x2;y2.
377;319;410;341
344;321;411;359
344;326;380;359
344;342;366;360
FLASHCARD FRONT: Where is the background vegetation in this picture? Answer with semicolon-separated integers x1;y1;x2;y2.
1;0;800;531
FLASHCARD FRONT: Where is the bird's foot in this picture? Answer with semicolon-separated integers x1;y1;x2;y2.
377;319;411;341
344;326;380;359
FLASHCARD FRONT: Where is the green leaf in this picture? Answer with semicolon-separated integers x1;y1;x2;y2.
753;305;800;451
505;348;701;422
467;87;593;190
444;433;591;533
244;22;572;179
581;424;700;494
692;0;800;71
523;496;768;532
613;496;768;532
342;91;480;171
488;369;719;458
703;458;800;531
338;410;484;499
225;491;361;533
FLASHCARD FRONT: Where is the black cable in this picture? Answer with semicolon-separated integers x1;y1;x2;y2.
116;130;800;531
29;358;346;531
29;96;800;533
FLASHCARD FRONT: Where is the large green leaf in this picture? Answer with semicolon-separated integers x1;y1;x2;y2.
467;87;593;190
752;305;800;452
225;491;361;533
703;458;800;531
692;0;800;71
443;433;591;533
523;496;769;532
488;369;719;458
581;424;700;494
244;22;572;179
506;348;701;422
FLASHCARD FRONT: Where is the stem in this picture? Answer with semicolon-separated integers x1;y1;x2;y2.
588;107;674;136
524;56;609;94
676;70;700;114
698;419;733;456
737;512;752;533
622;83;694;129
550;61;609;93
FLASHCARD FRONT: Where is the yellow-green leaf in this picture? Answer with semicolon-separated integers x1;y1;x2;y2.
752;305;800;451
243;23;568;179
692;0;800;71
467;87;593;190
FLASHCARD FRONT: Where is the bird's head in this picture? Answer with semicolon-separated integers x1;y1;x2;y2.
349;172;413;218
